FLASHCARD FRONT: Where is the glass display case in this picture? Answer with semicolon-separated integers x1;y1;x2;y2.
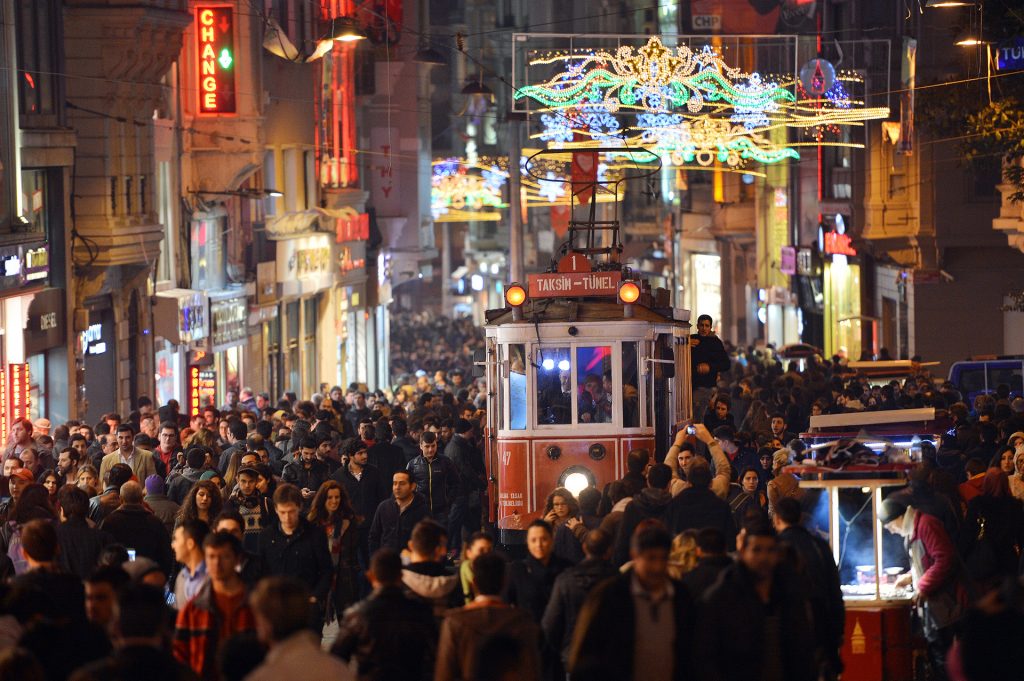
801;471;914;606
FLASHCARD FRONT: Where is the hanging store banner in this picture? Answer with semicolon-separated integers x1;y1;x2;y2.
209;294;248;351
897;37;916;156
687;0;816;34
196;6;237;114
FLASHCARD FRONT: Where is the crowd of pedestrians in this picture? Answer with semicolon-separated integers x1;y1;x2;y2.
0;315;1021;680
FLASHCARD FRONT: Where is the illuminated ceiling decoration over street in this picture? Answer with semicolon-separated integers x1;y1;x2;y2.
515;37;794;115
518;37;890;171
431;154;624;221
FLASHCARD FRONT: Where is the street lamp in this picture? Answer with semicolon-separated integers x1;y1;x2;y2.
189;188;283;198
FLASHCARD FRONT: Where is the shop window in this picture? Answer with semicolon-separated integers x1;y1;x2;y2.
576;346;613;424
265;317;281;400
15;0;60;125
968;156;1001;201
286;301;300;395
536;347;571;425
508;344;526;430
303;297;318;393
824;143;852;200
27;353;45;422
19;169;48;237
622;341;640;428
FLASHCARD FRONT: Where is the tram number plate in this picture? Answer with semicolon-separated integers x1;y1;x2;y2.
528;271;621;298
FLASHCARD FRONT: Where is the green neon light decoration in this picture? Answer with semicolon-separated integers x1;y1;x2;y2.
516;37;794;115
219;48;233;69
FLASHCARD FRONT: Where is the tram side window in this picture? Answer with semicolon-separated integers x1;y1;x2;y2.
622;341;639;428
496;344;505;430
577;346;613;424
536;347;572;425
508;343;527;430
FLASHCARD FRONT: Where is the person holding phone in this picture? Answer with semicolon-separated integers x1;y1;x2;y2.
664;422;732;499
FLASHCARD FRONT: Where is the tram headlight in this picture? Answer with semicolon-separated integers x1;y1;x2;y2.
563;472;590;498
559;464;597;497
505;283;527;307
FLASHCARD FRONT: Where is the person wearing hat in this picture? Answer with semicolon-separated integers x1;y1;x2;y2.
0;466;34;519
32;418;51;441
765;448;805;518
881;495;965;680
143;475;180;535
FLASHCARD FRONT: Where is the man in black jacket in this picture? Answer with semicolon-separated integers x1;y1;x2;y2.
99;481;173;576
773;497;844;680
569;522;696;681
406;431;459;521
680;527;733;600
368;470;429;554
57;485;112;580
257;483;332;618
390;417;419;464
281;436;329;509
332;548;437;681
367;420;406;485
667;460;737;545
543;528;617;667
612;463;674;567
697;517;816;681
443;418;484;556
505;519;573;624
333;439;386;569
690;314;731;419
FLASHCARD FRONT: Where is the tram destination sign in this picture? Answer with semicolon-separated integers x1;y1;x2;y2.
528;271;622;298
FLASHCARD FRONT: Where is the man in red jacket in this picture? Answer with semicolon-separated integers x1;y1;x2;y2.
882;496;965;681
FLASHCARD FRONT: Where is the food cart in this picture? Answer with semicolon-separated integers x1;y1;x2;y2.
792;409;946;681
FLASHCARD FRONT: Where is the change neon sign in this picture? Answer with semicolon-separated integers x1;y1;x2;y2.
196;6;236;114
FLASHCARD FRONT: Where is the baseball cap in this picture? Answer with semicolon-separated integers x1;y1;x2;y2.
10;468;34;483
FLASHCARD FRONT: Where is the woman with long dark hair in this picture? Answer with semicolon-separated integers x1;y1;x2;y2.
175;480;223;527
307;480;360;623
959;468;1024;591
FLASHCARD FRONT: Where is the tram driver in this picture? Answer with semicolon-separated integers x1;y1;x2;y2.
579;373;613;424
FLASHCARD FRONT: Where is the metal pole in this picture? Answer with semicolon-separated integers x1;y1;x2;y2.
441;221;451;315
508;119;524;283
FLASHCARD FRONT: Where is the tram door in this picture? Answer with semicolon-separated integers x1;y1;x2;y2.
652;333;674;458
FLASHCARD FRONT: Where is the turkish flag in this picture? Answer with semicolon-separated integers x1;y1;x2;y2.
571;151;598;206
551;205;570;237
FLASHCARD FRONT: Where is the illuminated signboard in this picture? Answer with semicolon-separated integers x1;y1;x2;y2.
822;232;857;257
189;365;218;416
196;6;236;114
0;369;7;439
527;271;622;299
8;363;29;423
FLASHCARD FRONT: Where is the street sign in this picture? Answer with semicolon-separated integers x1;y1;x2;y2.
528;271;621;298
996;37;1024;72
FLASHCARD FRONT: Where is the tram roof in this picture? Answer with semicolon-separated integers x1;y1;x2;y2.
485;298;689;327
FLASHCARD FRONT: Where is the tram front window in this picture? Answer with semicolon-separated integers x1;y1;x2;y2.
577;346;613;424
536;347;572;425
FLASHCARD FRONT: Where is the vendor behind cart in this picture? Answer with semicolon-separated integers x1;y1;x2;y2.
880;496;967;681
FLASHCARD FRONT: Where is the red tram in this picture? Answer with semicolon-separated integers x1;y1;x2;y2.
480;152;692;544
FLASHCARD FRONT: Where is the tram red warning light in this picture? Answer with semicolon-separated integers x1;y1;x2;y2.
618;280;640;304
505;283;527;307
